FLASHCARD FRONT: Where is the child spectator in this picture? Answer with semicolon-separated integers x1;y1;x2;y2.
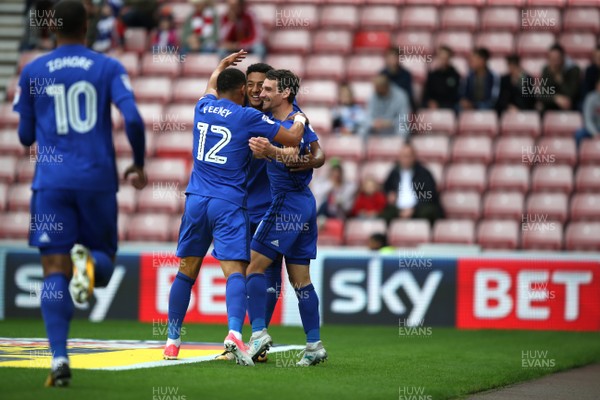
350;176;386;218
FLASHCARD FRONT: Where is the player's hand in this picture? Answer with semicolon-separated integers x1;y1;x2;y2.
286;148;315;172
124;164;147;190
219;49;247;68
249;137;273;158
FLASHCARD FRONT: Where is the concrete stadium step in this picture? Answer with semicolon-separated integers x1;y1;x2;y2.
0;3;24;15
0;27;23;40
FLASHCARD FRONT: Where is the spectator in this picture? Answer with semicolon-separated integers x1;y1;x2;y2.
313;161;356;220
359;73;411;137
181;0;219;54
151;12;179;51
92;2;118;53
382;141;444;225
350;176;387;218
220;0;264;59
120;0;159;31
538;44;581;112
496;54;536;114
422;45;461;111
460;47;500;111
575;77;600;147
368;233;395;253
332;84;366;135
582;46;600;100
381;46;415;110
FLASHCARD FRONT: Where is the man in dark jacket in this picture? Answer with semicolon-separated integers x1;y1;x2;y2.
381;141;444;225
538;44;581;112
460;47;500;111
381;46;415;111
496;54;536;114
422;45;461;111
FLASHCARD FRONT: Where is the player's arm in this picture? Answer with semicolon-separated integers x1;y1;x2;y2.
110;60;147;189
13;67;35;146
248;137;298;161
204;49;247;97
271;114;307;147
287;141;325;172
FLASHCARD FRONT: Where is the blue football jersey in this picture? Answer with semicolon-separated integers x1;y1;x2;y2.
13;44;135;191
187;94;281;208
266;112;319;196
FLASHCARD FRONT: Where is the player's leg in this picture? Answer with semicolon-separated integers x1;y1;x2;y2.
264;256;283;328
163;195;211;359
210;198;254;366
31;189;78;386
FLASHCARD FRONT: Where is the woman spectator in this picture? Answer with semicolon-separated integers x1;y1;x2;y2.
332;84;366;135
350;176;386;218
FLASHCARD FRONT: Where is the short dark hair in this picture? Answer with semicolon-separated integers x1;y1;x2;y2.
246;63;273;76
549;43;565;56
370;233;388;247
265;69;300;103
217;68;246;93
506;54;520;66
386;46;400;57
439;45;454;57
473;47;490;61
53;0;87;37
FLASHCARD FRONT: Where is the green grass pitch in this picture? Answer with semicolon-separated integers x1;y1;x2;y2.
1;319;599;400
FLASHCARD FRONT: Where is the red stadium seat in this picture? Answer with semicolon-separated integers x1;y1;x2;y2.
569;0;600;6
579;137;600;165
441;191;481;220
360;161;394;184
477;220;520;249
127;214;171;242
446;0;486;4
296;80;339;107
0;104;20;128
0;155;17;183
527;0;565;6
172;78;207;103
353;32;392;53
570;193;600;221
249;4;278;29
575;165;600;192
164;105;195;131
434;219;476;244
531;165;573;193
321;136;364;161
169;215;181;242
349;81;373;106
145;158;188;184
154;132;191;158
264;54;305;78
389;219;432;247
124;28;147;54
304;55;345;81
116;186;137;213
441;7;479;31
488;164;530;193
487;0;525;4
113;52;140;77
526;192;568;223
16;158;35;182
0;183;7;211
416;110;456;135
137;186;182;213
481;7;520;32
521;57;546;79
401;7;438;31
318;218;345;246
278;4;319;28
494;137;535;164
365;0;403;4
563;8;600;34
117;214;130;242
458;111;498;137
320;6;358;29
141;53;181;78
132;77;172;104
365;137;403;162
517;32;556;57
136;103;164;128
268;30;312;54
412;135;450;164
522;222;563;250
170;3;194;26
359;6;398;30
181;54;219;77
536;137;577;166
542;111;582;137
346;55;385;80
476;33;515;56
451;136;493;164
425;162;444;190
565;222;600;251
445;163;487;193
559;33;596;58
500;111;541;137
405;0;444;4
396;32;434;57
483;191;524;221
300;106;332;134
8;183;31;211
435;31;474;57
312;30;353;54
345;218;387;246
0;211;30;239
